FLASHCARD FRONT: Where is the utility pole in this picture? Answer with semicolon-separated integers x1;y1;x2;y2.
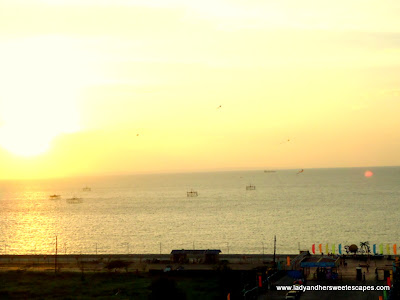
273;235;276;265
55;235;58;273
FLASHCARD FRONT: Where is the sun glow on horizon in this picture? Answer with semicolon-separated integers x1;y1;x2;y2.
0;36;86;157
0;1;399;177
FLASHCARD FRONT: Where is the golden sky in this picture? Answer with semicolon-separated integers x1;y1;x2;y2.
0;0;399;179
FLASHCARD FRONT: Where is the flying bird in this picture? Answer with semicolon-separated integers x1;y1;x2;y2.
297;169;304;174
217;105;222;109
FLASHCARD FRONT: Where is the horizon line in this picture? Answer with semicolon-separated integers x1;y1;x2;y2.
1;164;399;181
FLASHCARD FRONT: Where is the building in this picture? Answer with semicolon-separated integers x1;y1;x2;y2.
170;249;221;264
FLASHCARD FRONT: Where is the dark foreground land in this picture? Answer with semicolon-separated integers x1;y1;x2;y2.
0;254;398;299
0;271;224;299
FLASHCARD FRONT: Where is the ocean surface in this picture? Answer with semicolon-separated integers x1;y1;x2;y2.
0;167;399;255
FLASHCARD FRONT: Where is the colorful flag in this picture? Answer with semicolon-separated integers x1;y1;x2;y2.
394;244;397;255
312;244;315;254
332;244;335;254
287;256;291;266
373;244;376;254
339;244;342;255
319;244;322;254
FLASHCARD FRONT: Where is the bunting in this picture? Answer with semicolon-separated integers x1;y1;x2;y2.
312;244;315;254
394;244;397;255
338;244;342;255
373;244;376;255
319;244;322;254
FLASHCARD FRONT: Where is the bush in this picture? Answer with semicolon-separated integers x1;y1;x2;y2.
104;260;131;272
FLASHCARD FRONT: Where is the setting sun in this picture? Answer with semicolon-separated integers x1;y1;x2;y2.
0;0;399;178
0;36;83;157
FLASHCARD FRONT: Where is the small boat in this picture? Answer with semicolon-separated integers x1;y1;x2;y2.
66;197;83;204
82;186;91;191
264;170;276;173
49;194;61;199
187;189;198;197
246;184;256;190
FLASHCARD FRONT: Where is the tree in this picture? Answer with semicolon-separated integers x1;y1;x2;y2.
359;241;370;255
104;260;131;272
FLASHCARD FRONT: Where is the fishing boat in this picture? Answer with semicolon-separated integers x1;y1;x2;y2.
49;194;61;199
82;186;91;191
187;189;198;197
246;184;256;190
66;197;83;204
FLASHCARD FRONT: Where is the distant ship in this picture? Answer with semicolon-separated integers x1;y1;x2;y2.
187;189;198;197
82;186;91;191
246;184;256;190
66;197;83;204
49;194;61;200
264;170;276;173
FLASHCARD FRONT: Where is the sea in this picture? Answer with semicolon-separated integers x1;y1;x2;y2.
0;166;399;255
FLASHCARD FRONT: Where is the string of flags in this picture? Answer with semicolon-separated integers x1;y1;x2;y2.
310;243;398;255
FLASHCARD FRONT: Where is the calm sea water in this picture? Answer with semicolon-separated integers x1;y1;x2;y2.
0;167;399;255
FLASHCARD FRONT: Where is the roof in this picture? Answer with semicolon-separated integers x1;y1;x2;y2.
170;249;221;255
300;256;340;268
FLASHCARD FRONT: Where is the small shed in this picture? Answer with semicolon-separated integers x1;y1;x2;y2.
170;249;221;264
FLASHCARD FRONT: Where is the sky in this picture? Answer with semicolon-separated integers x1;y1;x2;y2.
0;0;399;179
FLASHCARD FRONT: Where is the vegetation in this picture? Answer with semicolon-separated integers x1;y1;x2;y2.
104;260;131;272
359;241;371;255
0;271;223;299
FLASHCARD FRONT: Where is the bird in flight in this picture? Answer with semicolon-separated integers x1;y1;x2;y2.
297;169;304;174
217;105;222;109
